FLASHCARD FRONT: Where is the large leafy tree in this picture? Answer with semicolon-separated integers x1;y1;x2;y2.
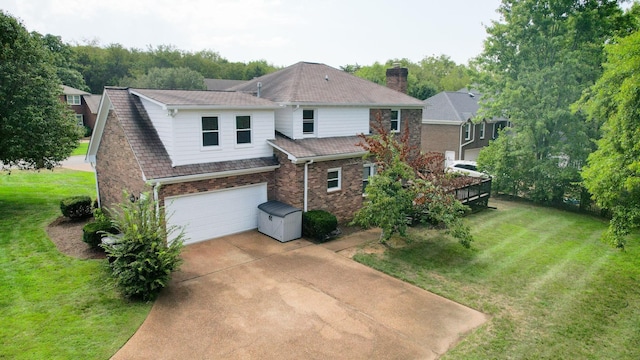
120;67;206;90
576;27;640;248
475;0;633;203
0;11;81;170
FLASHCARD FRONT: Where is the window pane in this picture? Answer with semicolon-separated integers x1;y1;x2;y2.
391;110;398;120
237;130;251;144
303;121;314;134
203;132;219;146
202;117;218;131
391;121;399;131
303;109;314;119
328;171;338;180
236;115;250;129
328;179;339;188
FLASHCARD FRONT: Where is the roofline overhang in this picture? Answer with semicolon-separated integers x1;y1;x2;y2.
422;119;465;125
277;102;424;108
148;164;280;185
129;90;279;111
267;140;367;164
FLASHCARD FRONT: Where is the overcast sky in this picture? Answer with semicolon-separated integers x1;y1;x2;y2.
2;0;503;68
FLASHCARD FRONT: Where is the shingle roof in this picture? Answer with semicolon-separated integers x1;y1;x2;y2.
204;79;247;91
268;133;366;162
61;85;90;95
83;94;101;114
229;62;425;107
130;89;278;108
105;87;278;182
423;89;506;123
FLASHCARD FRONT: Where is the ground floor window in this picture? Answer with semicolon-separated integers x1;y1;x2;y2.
362;163;376;193
327;168;341;192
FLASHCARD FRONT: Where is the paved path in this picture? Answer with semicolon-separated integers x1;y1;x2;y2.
112;230;487;359
60;155;93;172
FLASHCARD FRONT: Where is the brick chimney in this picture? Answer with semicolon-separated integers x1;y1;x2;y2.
386;65;408;94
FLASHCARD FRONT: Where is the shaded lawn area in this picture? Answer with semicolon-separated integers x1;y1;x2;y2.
71;141;89;157
355;199;640;359
0;170;151;359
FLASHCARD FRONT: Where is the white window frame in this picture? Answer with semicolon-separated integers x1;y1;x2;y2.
362;163;376;194
235;115;252;146
201;115;220;148
327;167;342;192
75;114;84;127
67;95;81;105
464;122;472;141
390;109;401;133
479;122;485;139
302;109;315;136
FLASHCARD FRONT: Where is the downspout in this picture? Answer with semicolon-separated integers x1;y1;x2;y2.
91;162;101;208
153;182;160;215
303;159;314;212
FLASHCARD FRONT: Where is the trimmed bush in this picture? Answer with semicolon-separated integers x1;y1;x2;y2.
82;211;118;248
60;196;92;219
302;210;338;242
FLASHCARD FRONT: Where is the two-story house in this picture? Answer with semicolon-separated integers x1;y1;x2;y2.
61;85;101;131
87;62;424;245
421;89;509;164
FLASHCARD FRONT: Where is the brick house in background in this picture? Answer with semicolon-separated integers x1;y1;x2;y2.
86;62;424;245
421;89;509;164
61;85;101;131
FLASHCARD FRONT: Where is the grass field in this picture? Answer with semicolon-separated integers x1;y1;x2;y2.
355;199;640;359
0;170;151;359
71;141;89;157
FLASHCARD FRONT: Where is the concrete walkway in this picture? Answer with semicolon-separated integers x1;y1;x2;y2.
111;230;487;360
60;155;93;172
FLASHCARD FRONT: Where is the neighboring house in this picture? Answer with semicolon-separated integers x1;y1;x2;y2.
61;85;100;130
421;89;509;163
87;62;424;245
204;78;247;90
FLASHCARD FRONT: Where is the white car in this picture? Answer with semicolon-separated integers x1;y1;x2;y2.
446;160;490;178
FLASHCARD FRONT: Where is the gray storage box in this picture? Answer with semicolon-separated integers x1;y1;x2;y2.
257;200;302;242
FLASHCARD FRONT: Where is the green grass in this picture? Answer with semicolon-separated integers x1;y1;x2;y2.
0;170;151;359
354;199;640;359
71;142;89;157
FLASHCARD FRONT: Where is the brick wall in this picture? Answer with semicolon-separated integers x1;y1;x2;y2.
273;150;363;222
386;67;408;94
421;123;460;157
158;172;276;205
96;110;147;209
370;108;422;150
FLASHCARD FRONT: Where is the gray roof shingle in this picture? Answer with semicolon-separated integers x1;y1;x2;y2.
105;88;278;182
423;89;506;123
269;134;366;161
229;62;425;107
130;89;278;108
204;79;247;91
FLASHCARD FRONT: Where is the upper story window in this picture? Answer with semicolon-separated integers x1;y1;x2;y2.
236;115;252;145
480;122;485;139
390;110;400;133
363;163;376;193
464;122;472;141
202;116;219;147
302;109;315;135
67;95;81;105
327;168;341;192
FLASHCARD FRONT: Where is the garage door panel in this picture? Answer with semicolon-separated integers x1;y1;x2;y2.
165;183;267;245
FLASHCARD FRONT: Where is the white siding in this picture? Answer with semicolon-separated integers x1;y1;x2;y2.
170;109;275;166
286;106;369;139
140;98;174;155
274;106;293;138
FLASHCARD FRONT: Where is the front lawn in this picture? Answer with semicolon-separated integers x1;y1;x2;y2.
0;170;151;359
71;141;89;157
355;199;640;359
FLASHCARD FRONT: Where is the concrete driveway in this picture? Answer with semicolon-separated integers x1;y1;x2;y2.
112;230;487;360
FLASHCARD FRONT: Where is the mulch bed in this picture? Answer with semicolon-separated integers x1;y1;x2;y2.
45;216;105;259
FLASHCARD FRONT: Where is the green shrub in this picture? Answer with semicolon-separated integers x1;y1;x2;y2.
302;210;338;242
60;196;92;219
83;125;92;137
82;209;118;248
101;192;185;301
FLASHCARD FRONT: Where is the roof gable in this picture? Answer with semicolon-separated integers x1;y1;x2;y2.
229;62;424;107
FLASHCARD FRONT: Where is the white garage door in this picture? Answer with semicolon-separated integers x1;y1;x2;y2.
464;148;482;161
165;183;268;245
